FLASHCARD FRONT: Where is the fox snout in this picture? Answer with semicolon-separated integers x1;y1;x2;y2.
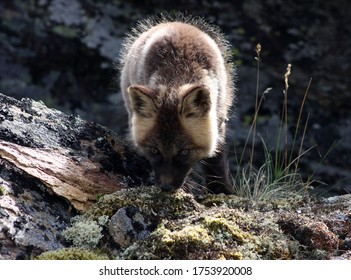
159;183;177;192
154;168;190;192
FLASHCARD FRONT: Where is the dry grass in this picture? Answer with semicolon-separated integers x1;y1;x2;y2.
233;44;314;201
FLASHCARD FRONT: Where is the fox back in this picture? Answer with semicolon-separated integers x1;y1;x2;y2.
119;16;235;192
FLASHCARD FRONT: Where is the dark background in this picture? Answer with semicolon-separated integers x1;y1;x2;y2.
1;0;350;195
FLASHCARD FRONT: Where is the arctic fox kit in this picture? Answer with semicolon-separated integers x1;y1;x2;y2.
119;16;235;194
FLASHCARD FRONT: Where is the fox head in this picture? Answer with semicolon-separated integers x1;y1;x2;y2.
127;84;218;192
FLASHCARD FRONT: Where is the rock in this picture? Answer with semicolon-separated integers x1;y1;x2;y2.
109;206;154;248
278;214;339;253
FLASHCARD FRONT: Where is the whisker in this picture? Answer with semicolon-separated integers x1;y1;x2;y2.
182;168;208;195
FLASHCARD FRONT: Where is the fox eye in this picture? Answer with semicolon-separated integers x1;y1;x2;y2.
179;149;190;156
149;147;160;155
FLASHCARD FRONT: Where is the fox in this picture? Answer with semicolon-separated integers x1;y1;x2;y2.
119;15;235;194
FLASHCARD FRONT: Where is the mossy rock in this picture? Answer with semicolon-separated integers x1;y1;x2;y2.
86;186;202;220
56;187;349;260
119;208;298;260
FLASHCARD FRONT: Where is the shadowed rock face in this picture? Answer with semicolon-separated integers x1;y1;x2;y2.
0;1;350;192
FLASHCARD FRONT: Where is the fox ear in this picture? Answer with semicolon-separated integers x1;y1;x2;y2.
128;85;157;118
181;85;211;118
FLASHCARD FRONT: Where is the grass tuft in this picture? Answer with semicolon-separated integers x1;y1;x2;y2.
233;44;314;201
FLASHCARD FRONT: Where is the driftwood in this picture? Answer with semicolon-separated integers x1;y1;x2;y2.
0;93;151;259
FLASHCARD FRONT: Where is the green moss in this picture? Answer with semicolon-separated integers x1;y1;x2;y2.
35;248;109;260
157;223;212;252
199;193;248;208
59;187;203;256
86;186;201;221
199;193;306;212
121;210;256;260
52;25;77;38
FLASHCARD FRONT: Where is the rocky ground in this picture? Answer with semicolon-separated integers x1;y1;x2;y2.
52;186;350;260
1;0;350;195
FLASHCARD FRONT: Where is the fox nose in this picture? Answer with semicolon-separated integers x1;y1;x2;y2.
159;184;175;192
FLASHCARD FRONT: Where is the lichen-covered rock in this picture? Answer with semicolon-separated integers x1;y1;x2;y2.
109;206;156;247
278;214;339;253
0;159;72;260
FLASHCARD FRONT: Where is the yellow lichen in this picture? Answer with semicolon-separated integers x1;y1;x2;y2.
35;248;109;260
0;185;7;196
148;223;212;259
